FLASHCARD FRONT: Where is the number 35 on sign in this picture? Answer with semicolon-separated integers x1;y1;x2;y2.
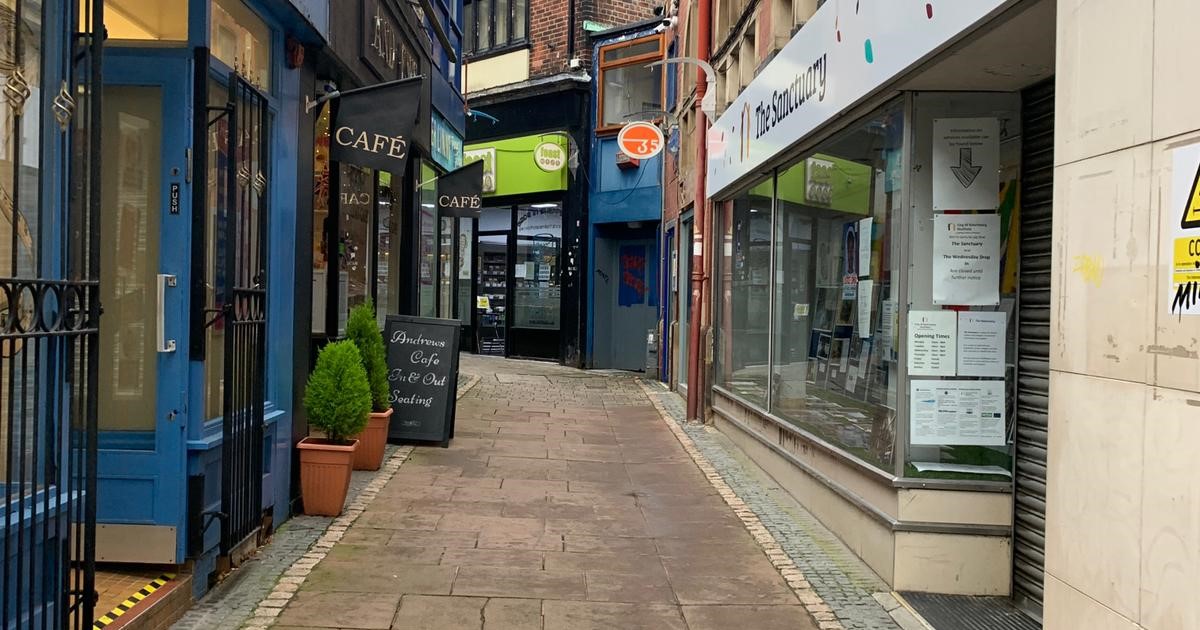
617;122;665;160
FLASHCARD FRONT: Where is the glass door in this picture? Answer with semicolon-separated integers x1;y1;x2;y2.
95;51;191;563
476;234;508;355
511;203;562;359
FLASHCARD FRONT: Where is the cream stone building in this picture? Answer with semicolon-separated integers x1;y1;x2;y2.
658;0;1200;627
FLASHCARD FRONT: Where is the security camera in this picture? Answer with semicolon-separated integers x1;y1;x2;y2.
321;80;338;94
653;15;677;33
653;4;665;16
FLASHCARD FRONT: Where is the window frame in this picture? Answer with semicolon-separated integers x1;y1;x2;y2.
597;33;667;134
463;0;530;58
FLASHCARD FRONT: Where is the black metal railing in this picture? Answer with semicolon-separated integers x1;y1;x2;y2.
1;0;102;628
219;76;269;557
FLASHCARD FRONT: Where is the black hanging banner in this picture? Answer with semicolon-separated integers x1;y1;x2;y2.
330;77;422;174
436;160;484;218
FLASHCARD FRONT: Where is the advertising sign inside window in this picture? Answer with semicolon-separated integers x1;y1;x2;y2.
432;114;464;172
464;148;496;193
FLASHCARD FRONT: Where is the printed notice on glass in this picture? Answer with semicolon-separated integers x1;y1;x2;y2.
857;280;874;338
907;310;957;376
932;213;1001;306
932;118;1000;211
957;311;1006;377
858;217;873;278
880;301;897;356
910;380;1006;446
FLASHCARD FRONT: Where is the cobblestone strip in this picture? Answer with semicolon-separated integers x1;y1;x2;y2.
636;380;847;630
244;372;481;629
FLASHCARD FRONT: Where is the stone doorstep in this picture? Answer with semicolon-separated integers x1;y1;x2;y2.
95;573;193;630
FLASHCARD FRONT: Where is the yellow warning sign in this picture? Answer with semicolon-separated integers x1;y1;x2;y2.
1172;237;1200;284
1182;163;1200;229
1171;145;1200;316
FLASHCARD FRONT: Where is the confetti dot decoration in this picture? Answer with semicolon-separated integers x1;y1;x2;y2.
864;39;874;63
926;2;934;19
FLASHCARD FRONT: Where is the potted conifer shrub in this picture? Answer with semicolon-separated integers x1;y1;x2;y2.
298;340;371;516
346;301;392;470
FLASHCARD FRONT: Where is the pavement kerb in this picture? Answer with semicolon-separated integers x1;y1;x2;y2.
240;371;481;630
636;379;847;630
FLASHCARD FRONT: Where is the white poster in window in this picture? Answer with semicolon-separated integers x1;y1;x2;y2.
857;279;874;338
910;380;1006;446
932;213;1001;306
880;300;897;356
932;118;1000;211
858;217;873;278
957;311;1006;377
907;310;957;376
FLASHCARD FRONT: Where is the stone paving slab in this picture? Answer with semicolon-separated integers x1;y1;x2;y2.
262;356;822;629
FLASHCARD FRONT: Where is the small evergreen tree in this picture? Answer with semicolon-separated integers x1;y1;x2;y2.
304;340;371;443
345;300;390;412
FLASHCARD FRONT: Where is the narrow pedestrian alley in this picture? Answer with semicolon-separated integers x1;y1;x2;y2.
221;356;928;630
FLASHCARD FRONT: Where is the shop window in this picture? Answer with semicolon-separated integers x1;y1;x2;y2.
456;218;473;323
342;164;374;320
463;0;528;57
312;103;332;333
714;180;774;409
418;161;438;318
513;204;561;330
903;92;1021;481
376;172;401;326
88;0;188;42
598;35;665;131
769;99;904;472
439;216;455;317
211;0;272;91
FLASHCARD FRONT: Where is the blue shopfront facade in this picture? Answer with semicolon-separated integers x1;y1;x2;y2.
586;23;666;371
2;0;464;620
91;0;327;599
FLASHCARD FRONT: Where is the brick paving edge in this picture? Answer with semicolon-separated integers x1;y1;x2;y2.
241;371;482;629
636;380;847;630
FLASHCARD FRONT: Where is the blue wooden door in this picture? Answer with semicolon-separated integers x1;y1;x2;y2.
94;50;192;564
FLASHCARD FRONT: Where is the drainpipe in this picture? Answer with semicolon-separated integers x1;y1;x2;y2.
566;0;576;62
685;0;711;423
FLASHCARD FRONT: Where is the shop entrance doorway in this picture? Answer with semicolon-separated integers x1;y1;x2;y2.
95;51;192;564
593;228;658;371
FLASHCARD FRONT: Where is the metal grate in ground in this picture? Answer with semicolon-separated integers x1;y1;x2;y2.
899;592;1041;630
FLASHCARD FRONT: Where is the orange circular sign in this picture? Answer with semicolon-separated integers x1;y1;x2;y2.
617;122;665;160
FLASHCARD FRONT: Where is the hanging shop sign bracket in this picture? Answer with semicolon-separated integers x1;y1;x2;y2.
645;57;715;118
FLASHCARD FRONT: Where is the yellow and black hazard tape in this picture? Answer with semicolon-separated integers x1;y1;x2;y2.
92;573;175;630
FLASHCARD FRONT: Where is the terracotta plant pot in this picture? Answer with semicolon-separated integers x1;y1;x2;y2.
298;437;358;516
353;408;393;471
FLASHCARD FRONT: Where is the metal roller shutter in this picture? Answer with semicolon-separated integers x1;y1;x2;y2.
1012;77;1054;619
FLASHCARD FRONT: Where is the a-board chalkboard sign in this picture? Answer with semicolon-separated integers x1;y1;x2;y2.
383;315;461;446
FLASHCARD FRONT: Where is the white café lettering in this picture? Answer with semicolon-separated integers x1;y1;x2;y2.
438;194;482;210
410;350;440;367
390;329;447;348
335;126;408;159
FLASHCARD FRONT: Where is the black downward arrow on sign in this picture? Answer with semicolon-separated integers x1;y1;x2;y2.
950;147;982;188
